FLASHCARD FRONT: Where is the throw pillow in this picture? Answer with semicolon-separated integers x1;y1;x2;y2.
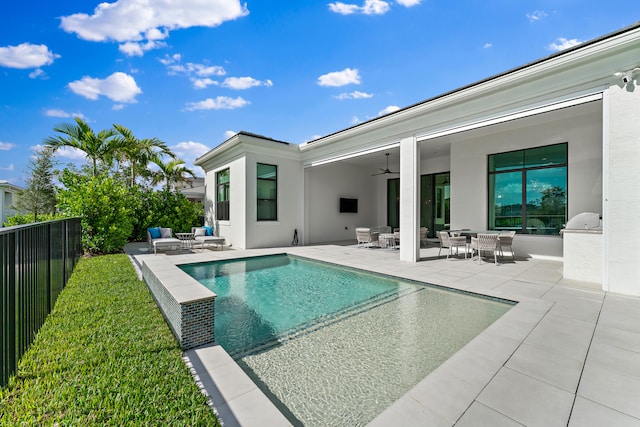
203;226;214;236
194;228;206;237
148;227;161;239
160;228;172;238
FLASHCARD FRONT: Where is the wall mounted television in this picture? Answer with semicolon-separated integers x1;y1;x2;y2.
339;197;358;213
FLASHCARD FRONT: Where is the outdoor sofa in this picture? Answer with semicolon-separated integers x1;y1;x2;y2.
147;227;181;254
192;226;225;251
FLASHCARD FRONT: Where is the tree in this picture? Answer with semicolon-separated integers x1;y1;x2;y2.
57;171;134;254
44;117;116;177
151;158;196;191
112;124;176;187
14;147;58;222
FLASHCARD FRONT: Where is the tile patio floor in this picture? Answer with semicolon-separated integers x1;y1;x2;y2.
126;242;640;427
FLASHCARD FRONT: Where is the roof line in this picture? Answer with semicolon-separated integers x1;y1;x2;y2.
305;21;640;145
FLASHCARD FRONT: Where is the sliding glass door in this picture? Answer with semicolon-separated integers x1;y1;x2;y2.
386;172;450;237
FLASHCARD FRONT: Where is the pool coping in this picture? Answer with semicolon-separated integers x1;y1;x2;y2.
133;244;611;426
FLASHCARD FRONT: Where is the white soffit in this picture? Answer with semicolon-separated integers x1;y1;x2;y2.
305;142;401;168
416;92;603;142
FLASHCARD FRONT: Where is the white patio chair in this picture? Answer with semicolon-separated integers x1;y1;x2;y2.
355;227;379;248
471;233;500;265
498;231;516;260
419;227;429;247
438;231;468;259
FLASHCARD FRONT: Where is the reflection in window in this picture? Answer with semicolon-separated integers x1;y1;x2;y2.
489;143;567;234
216;169;230;221
257;163;277;221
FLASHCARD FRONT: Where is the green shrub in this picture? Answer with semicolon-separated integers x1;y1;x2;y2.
130;187;201;241
3;212;65;227
57;171;135;254
0;254;219;426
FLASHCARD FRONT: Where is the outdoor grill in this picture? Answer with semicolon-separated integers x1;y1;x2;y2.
563;212;602;231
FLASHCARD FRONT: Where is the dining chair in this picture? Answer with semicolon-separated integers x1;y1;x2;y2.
419;227;429;247
498;231;516;260
438;231;468;259
471;233;500;265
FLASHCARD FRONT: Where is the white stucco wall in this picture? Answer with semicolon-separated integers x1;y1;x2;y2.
447;102;602;259
305;162;378;244
244;152;304;249
203;156;247;249
605;84;640;295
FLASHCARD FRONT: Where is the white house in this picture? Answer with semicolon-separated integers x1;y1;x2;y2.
0;180;22;226
195;23;640;296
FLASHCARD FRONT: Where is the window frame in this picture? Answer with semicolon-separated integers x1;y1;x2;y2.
216;168;230;221
256;163;278;221
488;143;568;235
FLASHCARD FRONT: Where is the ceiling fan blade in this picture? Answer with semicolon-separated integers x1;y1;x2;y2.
371;171;386;176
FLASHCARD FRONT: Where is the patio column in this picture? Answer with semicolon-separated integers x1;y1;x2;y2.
399;136;420;263
604;85;640;296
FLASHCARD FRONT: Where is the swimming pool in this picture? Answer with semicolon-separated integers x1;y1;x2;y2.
180;254;512;426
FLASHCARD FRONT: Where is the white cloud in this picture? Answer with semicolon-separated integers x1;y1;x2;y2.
192;78;219;89
160;54;227;88
318;68;361;87
328;2;361;14
335;90;373;100
163;56;226;75
68;72;142;103
527;11;547;22
184;96;250;111
224;130;237;140
0;141;15;150
483;43;493;49
44;109;85;119
222;77;273;90
0;43;60;69
350;116;361;125
548;37;582;51
171;141;210;160
0;164;14;171
29;68;48;79
119;39;167;56
112;104;125;111
329;0;416;15
379;105;400;116
329;0;390;15
55;146;87;161
60;0;249;56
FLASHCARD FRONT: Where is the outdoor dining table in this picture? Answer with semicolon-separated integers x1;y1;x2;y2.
174;232;195;249
447;230;504;245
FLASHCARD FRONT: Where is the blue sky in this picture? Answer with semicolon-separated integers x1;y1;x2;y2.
0;1;636;186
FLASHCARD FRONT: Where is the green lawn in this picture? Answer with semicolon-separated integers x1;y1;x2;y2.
0;254;220;426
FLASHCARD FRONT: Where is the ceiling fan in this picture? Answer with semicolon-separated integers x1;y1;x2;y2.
371;153;399;176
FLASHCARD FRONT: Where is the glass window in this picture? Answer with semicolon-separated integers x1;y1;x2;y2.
216;169;230;221
488;143;567;234
257;163;277;221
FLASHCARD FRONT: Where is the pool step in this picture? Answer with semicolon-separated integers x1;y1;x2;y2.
231;284;424;359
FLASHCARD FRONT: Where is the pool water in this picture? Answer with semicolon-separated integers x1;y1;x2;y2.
180;254;512;426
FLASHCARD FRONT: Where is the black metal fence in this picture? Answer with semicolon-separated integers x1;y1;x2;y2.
1;218;82;387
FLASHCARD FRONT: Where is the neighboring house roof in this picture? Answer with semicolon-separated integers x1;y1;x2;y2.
0;180;23;193
175;177;205;201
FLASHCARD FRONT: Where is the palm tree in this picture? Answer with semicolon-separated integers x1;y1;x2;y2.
44;118;116;177
112;124;175;186
151;158;197;191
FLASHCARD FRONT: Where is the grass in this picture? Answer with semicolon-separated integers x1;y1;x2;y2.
0;254;220;426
